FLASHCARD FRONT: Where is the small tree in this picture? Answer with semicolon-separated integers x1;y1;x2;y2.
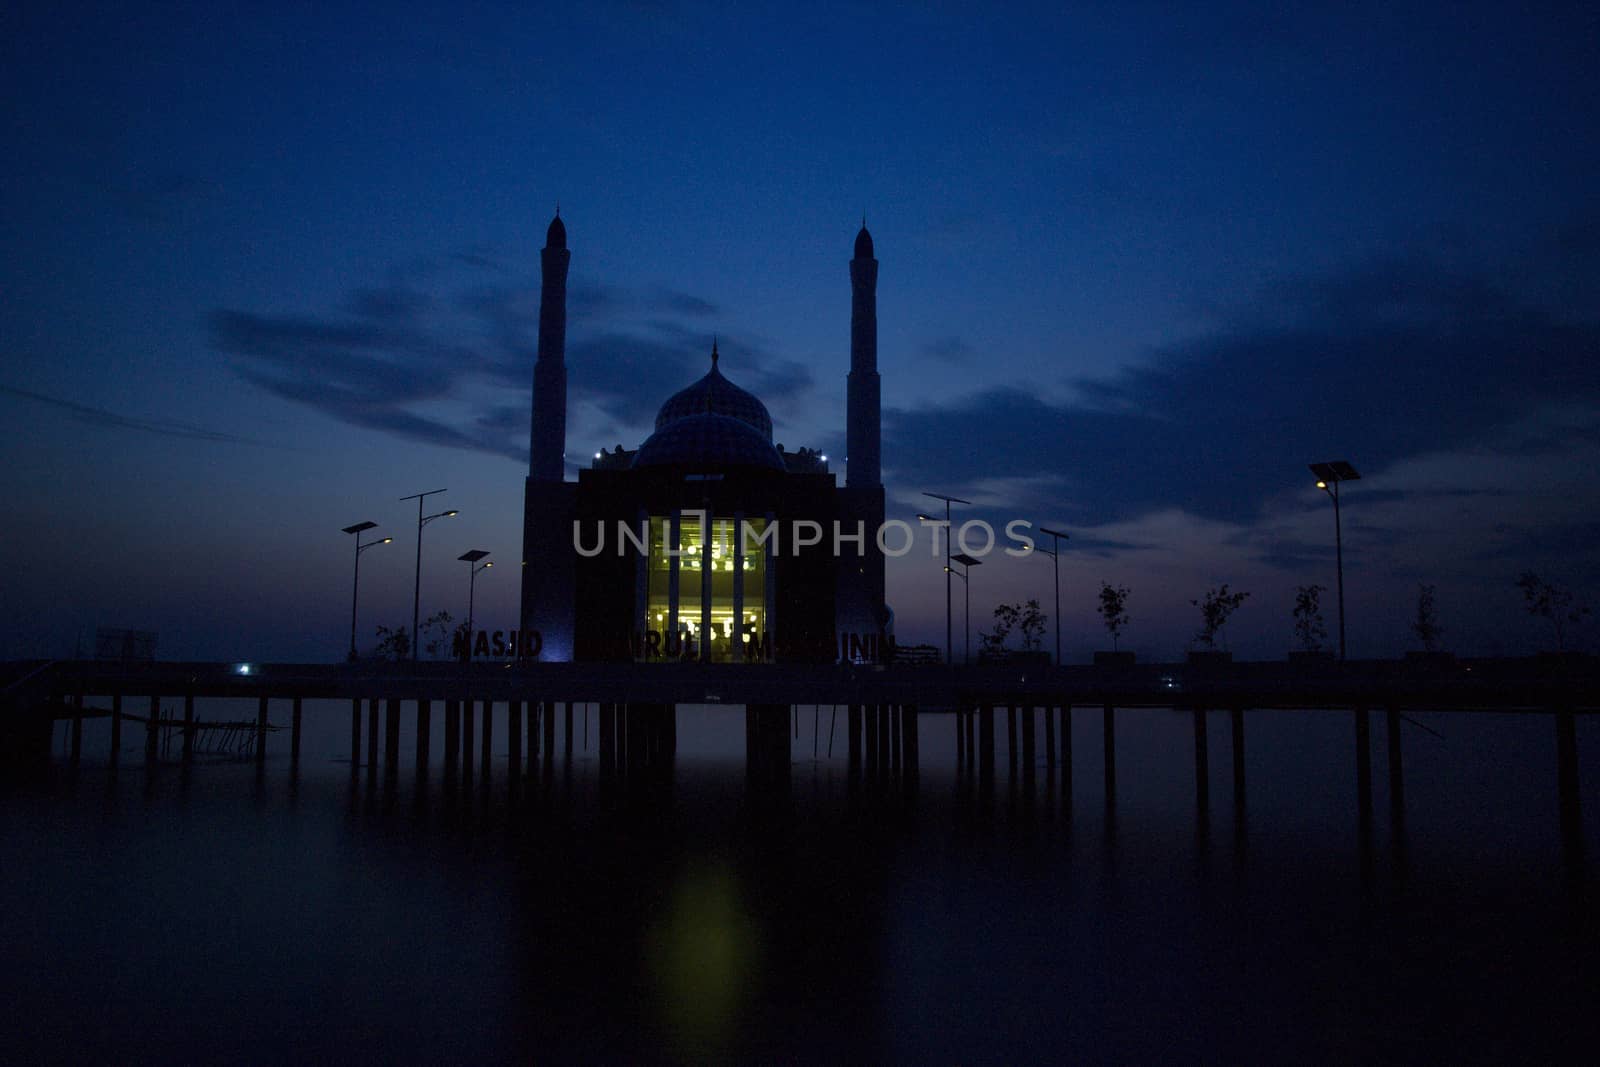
419;610;457;660
1516;572;1590;652
373;624;411;661
1292;584;1327;652
1412;583;1442;652
1191;585;1249;651
1098;583;1131;650
978;600;1047;660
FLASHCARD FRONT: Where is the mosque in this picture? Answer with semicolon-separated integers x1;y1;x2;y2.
519;214;890;663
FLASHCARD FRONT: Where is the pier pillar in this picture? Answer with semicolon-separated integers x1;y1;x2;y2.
543;700;555;763
291;696;303;764
508;700;522;780
443;700;459;778
1060;706;1073;800
955;708;966;770
1102;705;1116;803
350;698;362;768
462;698;475;786
1385;706;1404;822
1230;707;1245;811
256;696;269;763
1044;701;1056;770
1353;706;1372;824
1193;708;1209;816
1556;708;1581;844
978;705;995;793
367;698;379;772
481;700;493;782
1006;705;1018;780
1022;705;1037;792
564;702;573;765
416;700;432;780
848;705;861;775
903;705;919;784
966;708;976;775
385;698;400;772
890;705;902;777
598;702;614;773
864;705;879;778
146;694;160;759
70;685;84;764
109;691;123;762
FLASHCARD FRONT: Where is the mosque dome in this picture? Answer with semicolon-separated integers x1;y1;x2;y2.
653;341;773;439
632;412;785;472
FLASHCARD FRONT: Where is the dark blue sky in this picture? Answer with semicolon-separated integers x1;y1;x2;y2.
3;1;1597;661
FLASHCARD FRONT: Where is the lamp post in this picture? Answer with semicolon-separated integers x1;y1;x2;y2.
342;521;392;661
920;491;971;665
948;552;982;665
400;489;457;662
1034;526;1070;666
1309;461;1360;662
458;550;492;637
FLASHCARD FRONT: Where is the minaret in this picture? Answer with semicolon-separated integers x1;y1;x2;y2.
847;222;880;488
529;211;570;482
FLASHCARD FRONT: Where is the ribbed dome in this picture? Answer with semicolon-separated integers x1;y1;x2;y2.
854;224;874;260
546;212;566;249
654;346;773;439
632;413;785;472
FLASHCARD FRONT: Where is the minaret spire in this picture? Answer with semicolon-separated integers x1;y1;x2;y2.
847;220;880;488
529;210;570;481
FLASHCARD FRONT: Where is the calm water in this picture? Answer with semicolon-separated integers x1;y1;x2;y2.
4;702;1597;1063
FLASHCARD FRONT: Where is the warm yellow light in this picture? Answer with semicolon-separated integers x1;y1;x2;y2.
381;537;393;543
484;561;493;568
1316;480;1327;489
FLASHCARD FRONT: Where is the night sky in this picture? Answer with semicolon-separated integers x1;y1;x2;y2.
4;2;1597;662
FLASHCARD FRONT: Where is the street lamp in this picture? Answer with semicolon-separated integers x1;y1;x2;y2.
947;552;982;665
920;491;971;665
401;489;457;662
1309;461;1360;662
342;521;392;661
1032;526;1070;666
458;550;492;636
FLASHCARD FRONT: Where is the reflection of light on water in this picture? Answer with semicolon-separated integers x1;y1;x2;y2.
646;859;761;1055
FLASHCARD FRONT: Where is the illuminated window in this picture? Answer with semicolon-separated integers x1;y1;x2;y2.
643;514;767;662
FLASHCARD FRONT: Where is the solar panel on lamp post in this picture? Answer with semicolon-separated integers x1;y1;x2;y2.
342;521;392;662
948;552;982;665
920;491;971;665
458;550;492;639
1309;461;1360;662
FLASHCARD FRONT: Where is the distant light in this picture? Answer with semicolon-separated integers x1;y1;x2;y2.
595;452;602;459
381;537;393;544
235;663;253;676
820;454;827;461
484;561;493;568
445;510;459;517
1316;480;1327;489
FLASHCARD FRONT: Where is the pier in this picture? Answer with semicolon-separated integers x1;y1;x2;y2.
4;656;1595;847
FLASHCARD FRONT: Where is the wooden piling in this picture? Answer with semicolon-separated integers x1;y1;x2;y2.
508;700;522;779
290;696;303;763
847;705;861;775
385;698;400;771
110;691;123;761
1060;706;1073;799
481;700;493;781
147;695;160;759
904;704;919;782
564;702;573;764
955;707;966;769
978;705;995;793
71;686;84;763
350;698;362;767
443;700;459;776
367;698;379;771
1102;704;1116;802
255;696;269;763
1193;708;1209;815
1385;706;1403;820
1230;707;1245;810
1006;705;1018;779
1044;702;1056;770
1354;706;1372;824
543;699;555;762
462;699;475;786
1022;705;1037;791
864;705;879;778
416;699;431;779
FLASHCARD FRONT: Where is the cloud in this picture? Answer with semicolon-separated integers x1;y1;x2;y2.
212;258;802;463
0;384;261;446
920;335;974;364
885;254;1600;526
